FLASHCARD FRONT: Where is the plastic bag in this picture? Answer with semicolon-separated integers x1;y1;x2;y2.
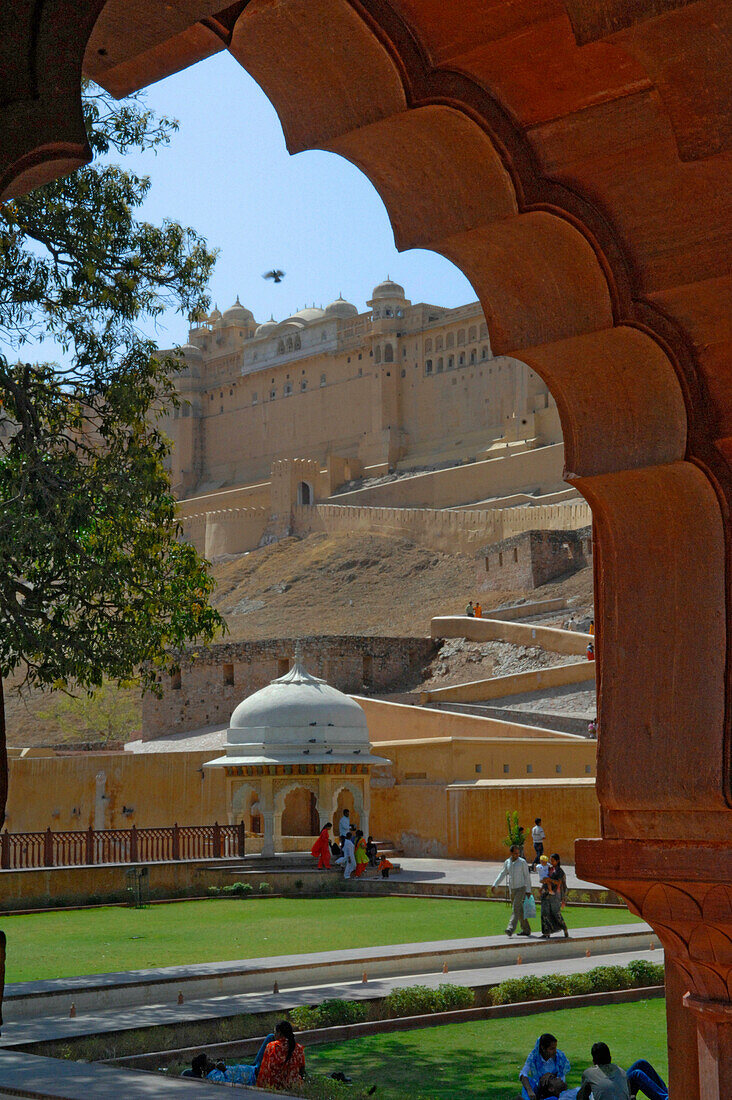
523;893;537;919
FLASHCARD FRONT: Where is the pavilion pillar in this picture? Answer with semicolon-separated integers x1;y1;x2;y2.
272;810;283;854
260;812;275;858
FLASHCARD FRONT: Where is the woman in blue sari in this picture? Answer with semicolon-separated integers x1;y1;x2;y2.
520;1034;571;1100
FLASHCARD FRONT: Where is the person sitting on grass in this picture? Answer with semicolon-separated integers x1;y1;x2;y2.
536;1071;580;1099
185;1032;274;1084
256;1020;306;1091
520;1033;571;1100
576;1042;668;1100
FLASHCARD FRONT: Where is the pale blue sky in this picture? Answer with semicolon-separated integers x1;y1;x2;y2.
106;51;476;344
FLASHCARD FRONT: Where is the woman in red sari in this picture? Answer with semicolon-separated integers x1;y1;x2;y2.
311;821;332;869
256;1021;305;1091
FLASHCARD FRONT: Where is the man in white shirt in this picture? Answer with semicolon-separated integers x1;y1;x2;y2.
338;809;351;849
492;844;533;936
530;817;545;870
337;828;357;879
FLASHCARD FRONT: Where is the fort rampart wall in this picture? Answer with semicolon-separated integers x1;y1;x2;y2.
292;500;591;557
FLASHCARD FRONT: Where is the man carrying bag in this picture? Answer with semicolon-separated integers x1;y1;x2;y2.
492;844;533;936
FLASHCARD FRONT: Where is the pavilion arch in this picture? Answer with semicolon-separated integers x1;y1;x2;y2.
2;1;731;1094
274;779;320;818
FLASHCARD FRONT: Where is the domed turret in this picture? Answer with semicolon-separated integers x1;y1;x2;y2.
207;656;389;766
178;342;203;360
325;296;358;319
208;306;222;323
222;296;254;325
370;278;406;301
283;306;326;326
254;317;279;338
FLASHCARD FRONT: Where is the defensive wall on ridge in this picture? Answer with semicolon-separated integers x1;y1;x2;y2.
291;500;591;558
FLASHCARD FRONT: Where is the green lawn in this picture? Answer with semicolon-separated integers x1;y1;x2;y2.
307;1000;668;1100
1;897;641;983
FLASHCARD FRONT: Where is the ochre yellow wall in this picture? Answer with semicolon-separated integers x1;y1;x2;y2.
355;697;585;742
430;617;592;655
446;780;600;861
5;751;229;834
421;660;596;703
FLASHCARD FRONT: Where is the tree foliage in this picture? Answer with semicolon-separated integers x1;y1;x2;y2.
0;83;223;824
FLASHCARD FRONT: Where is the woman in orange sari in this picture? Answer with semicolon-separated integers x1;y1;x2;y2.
311;821;332;869
257;1021;305;1091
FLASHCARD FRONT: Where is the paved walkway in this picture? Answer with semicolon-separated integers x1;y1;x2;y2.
0;1049;276;1098
0;925;657;1048
395;857;604;891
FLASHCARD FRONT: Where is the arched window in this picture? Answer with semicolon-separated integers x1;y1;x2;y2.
270;387;276;399
425;338;433;353
301;379;307;391
426;359;433;374
294;335;301;349
320;373;326;386
286;336;293;352
470;349;476;364
284;382;293;396
384;344;394;363
375;345;382;364
457;329;466;345
459;352;465;366
481;346;488;359
446;332;454;348
436;335;443;351
469;325;477;341
278;340;285;354
480;323;488;338
297;481;312;506
448;355;454;369
437;357;444;372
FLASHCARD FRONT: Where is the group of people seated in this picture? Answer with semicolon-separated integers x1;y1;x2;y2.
520;1033;668;1100
185;1021;305;1091
311;809;393;878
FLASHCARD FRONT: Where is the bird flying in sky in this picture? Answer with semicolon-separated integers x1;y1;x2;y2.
263;269;285;283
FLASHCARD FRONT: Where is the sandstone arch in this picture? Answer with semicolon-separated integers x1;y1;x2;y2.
1;2;730;1093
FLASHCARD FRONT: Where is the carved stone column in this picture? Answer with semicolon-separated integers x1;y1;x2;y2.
576;840;732;1098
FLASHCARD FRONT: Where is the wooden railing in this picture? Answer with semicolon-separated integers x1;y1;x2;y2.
0;823;245;870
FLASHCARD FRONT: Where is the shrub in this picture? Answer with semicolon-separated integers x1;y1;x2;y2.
432;984;474;1012
540;973;571;999
384;984;473;1018
627;959;664;986
259;882;273;895
586;965;632;992
291;999;368;1030
207;886;221;896
489;976;547;1005
503;809;522;848
565;972;594;996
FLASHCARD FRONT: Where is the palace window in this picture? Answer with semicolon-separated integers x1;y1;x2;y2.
446;332;454;348
458;328;466;345
300;379;307;391
270;387;276;400
284;382;293;396
426;359;433;374
252;392;258;404
470;350;476;364
320;373;326;386
436;335;443;351
469;325;477;341
425;338;433;353
448;355;454;369
437;357;444;372
459;353;465;366
384;344;394;363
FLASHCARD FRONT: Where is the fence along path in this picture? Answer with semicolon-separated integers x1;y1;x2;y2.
0;823;245;869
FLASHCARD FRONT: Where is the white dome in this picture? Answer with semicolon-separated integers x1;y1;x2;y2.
371;279;405;300
254;317;279;338
325;297;358;319
285;306;325;325
208;307;222;322
222;296;254;325
207;658;389;767
178;342;202;359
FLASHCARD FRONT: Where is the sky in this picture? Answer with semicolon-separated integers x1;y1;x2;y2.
75;51;475;351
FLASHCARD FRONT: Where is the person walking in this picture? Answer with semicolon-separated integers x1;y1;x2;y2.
310;821;332;869
353;830;369;877
531;817;545;870
338;828;357;879
493;844;533;936
465;601;475;617
475;601;482;618
541;853;569;939
586;642;595;661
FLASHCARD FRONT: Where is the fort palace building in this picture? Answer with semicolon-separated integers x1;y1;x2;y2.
162;279;560;499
